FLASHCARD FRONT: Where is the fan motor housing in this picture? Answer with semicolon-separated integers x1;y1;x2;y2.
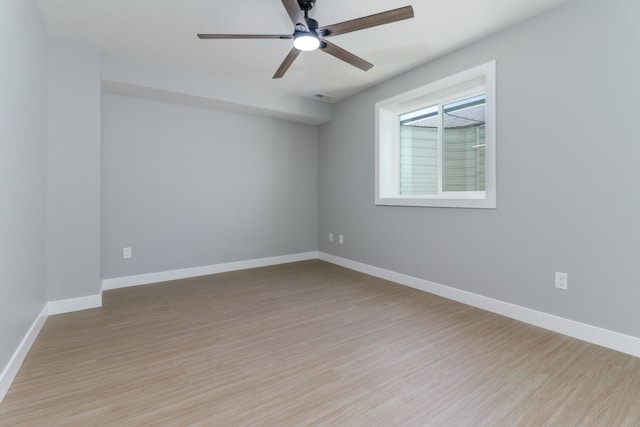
306;18;318;31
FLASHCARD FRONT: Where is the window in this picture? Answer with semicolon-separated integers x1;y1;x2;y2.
375;61;496;208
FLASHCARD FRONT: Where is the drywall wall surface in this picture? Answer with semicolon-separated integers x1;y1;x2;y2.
102;93;318;279
318;0;640;337
0;0;48;373
46;35;102;301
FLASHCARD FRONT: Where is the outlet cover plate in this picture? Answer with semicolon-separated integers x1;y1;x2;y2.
555;272;568;290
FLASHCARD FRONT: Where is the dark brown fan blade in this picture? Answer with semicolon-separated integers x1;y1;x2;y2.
273;47;301;79
321;40;373;71
198;34;293;39
319;6;414;37
281;0;309;32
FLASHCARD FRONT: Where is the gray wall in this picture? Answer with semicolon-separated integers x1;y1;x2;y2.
47;36;102;301
318;0;640;337
0;0;48;371
102;93;318;279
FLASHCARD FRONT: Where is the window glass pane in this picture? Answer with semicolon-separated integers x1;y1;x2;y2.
442;95;486;192
399;106;438;195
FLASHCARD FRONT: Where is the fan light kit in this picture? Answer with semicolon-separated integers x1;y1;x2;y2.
293;32;320;51
198;0;414;79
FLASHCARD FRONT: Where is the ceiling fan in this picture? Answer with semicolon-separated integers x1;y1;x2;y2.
198;0;414;79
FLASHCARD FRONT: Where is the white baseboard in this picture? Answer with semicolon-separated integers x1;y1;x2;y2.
3;252;637;406
102;251;319;291
1;294;102;403
0;305;48;404
47;294;103;315
319;252;640;359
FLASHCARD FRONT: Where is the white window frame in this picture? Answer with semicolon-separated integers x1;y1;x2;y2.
375;61;496;209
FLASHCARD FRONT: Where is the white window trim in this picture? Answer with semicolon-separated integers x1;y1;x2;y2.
375;61;496;209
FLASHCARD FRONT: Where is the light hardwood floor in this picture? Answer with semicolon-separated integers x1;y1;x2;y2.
1;260;639;426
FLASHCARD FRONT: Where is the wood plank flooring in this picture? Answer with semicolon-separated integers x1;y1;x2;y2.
1;260;640;426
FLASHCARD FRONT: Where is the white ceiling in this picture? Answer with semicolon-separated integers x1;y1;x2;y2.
37;0;572;103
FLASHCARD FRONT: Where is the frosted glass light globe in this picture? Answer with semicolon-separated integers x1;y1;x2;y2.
294;33;320;51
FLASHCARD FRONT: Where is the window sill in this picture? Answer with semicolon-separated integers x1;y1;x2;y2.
375;195;496;209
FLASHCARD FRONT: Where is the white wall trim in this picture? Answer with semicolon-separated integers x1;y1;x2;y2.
3;252;637;406
319;252;640;358
102;251;319;291
0;305;48;404
1;295;102;403
48;294;103;315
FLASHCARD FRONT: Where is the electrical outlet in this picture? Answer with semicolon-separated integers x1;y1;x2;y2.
555;272;568;290
339;234;344;244
329;233;333;242
123;247;132;259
